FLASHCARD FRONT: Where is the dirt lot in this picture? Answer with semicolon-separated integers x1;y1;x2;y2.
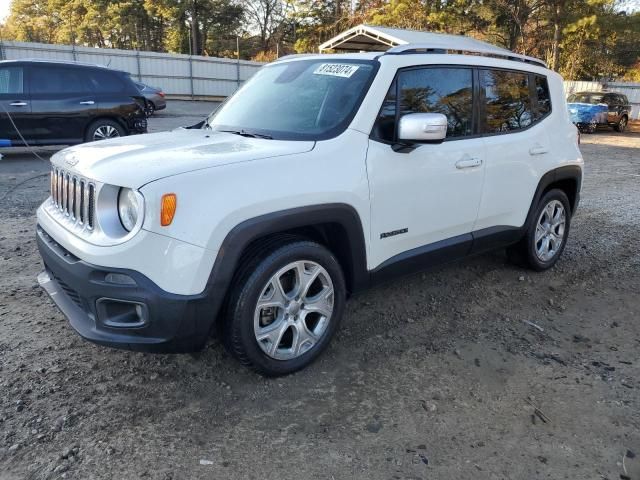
0;116;639;479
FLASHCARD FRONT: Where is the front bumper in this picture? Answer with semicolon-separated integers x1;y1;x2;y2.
37;225;215;353
128;116;148;134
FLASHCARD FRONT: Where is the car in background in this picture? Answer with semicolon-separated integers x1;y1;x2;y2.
0;59;147;146
135;82;167;117
567;91;631;133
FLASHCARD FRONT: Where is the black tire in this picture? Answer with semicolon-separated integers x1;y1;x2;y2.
507;189;572;272
145;102;155;117
615;115;627;133
586;120;597;134
84;119;126;142
223;239;346;376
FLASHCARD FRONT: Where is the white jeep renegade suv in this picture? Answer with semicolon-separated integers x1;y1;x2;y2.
36;34;583;376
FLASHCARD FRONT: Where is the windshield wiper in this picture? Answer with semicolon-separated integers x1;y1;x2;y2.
219;129;273;140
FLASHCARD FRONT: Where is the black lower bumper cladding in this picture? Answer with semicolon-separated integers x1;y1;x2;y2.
36;225;214;353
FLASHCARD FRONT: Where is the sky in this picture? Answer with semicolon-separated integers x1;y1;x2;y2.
0;0;638;24
0;0;10;22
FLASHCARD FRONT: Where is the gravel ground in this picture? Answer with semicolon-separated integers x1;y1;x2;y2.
0;119;638;480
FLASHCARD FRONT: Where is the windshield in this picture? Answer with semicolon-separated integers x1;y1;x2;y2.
567;93;604;105
206;59;378;140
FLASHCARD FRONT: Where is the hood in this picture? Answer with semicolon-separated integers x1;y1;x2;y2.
567;102;608;124
51;130;315;187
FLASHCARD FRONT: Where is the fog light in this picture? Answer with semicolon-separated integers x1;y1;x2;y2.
96;298;147;328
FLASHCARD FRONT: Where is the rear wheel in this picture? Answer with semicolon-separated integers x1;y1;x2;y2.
507;189;571;271
615;115;627;133
145;102;155;117
223;239;346;376
85;119;125;142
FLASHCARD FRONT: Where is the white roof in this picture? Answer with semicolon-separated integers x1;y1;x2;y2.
318;24;546;67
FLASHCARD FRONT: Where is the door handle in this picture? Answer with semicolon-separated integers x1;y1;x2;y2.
529;145;548;156
79;101;95;105
9;101;28;107
455;157;483;169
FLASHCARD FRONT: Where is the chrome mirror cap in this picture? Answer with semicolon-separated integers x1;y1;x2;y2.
398;113;448;142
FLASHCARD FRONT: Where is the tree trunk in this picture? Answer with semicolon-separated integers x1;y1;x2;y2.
191;1;200;55
551;0;563;71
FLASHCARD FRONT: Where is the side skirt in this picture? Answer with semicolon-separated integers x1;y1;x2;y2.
369;226;524;287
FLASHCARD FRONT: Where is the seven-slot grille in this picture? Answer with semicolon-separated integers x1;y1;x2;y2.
50;168;95;229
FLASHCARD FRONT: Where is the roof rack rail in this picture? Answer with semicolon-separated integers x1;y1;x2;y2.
386;43;547;68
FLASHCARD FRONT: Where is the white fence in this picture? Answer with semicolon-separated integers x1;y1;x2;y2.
564;80;640;120
0;40;264;99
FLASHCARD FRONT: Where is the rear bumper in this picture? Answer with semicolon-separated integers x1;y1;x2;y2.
36;225;216;353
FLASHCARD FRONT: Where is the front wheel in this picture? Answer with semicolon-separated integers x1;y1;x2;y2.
223;240;346;376
508;189;572;271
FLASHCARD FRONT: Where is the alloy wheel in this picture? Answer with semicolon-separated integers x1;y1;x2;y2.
619;117;627;132
534;200;566;262
254;260;334;360
93;125;120;141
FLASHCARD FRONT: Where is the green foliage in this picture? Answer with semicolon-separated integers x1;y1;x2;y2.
0;0;638;79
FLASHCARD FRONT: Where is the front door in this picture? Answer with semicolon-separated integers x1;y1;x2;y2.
367;66;486;270
0;65;32;144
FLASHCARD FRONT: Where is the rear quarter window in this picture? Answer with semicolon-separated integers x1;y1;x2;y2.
533;75;551;120
89;70;131;94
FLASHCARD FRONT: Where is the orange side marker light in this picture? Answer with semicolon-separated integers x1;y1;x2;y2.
161;193;177;226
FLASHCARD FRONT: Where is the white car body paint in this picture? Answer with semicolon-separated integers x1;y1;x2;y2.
37;50;583;296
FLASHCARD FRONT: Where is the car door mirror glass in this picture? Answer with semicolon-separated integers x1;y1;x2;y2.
398;113;448;143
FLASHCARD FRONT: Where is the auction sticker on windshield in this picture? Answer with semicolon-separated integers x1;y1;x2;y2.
313;63;360;78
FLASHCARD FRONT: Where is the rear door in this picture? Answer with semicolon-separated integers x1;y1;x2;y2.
89;69;144;121
28;65;97;144
475;69;552;231
0;65;32;144
603;93;621;124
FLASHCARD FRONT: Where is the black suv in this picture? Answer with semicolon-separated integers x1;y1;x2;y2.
0;60;147;146
567;91;631;133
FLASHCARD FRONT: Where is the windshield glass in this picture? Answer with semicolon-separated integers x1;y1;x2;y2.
206;59;378;140
567;93;604;104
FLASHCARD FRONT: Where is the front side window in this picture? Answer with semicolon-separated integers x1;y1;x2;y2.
0;67;24;95
372;67;474;142
481;69;533;133
207;59;377;140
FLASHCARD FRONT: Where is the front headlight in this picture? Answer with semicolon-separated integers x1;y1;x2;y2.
118;188;140;231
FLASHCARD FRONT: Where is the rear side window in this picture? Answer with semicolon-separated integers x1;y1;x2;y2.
481;69;533;133
372;67;474;142
31;66;93;95
0;67;24;95
533;75;551;120
88;70;129;93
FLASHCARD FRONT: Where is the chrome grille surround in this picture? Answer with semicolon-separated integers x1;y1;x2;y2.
44;166;145;246
49;167;96;232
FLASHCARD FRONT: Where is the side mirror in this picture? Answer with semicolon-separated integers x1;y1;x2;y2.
398;113;448;143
